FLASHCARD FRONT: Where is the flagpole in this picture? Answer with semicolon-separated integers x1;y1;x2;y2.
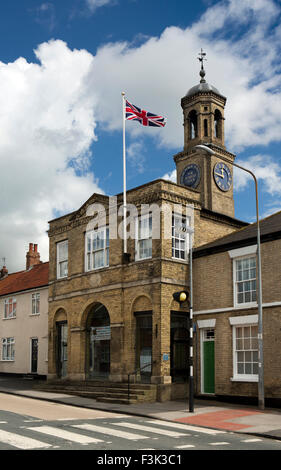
122;91;127;254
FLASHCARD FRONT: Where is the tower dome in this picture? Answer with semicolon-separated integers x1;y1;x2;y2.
186;81;224;98
180;49;227;153
186;49;225;99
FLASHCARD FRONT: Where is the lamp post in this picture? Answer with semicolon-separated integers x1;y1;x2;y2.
178;223;194;412
195;144;264;410
188;225;194;412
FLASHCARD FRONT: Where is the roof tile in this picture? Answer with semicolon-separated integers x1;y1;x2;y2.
0;262;49;297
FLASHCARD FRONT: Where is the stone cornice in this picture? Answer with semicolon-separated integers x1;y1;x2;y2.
174;145;236;163
48;188;202;237
181;91;226;106
49;275;189;303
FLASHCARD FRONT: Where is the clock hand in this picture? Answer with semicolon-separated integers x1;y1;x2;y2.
214;171;224;178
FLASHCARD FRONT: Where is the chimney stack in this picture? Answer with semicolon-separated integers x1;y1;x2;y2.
26;243;41;270
0;265;8;279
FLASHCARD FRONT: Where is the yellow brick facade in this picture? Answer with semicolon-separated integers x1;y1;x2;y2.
193;236;281;403
47;178;245;399
47;73;265;402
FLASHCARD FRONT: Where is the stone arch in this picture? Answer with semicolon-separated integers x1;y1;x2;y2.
188;110;198;140
131;295;153;381
131;294;153;313
204;118;208;137
168;291;190;382
83;302;111;379
53;307;67;325
80;299;111;329
52;307;68;379
214;109;222;139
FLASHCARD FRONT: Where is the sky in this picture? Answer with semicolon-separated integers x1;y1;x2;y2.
1;0;281;272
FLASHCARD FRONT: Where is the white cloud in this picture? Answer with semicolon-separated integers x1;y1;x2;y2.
88;0;281;153
127;141;146;174
31;2;56;31
86;0;117;13
2;0;281;271
161;169;177;184
262;204;281;219
0;40;103;272
234;155;281;195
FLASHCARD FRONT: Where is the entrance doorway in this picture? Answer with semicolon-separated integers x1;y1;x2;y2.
170;312;189;382
56;322;68;378
201;328;215;394
135;314;152;383
87;304;110;379
30;338;38;374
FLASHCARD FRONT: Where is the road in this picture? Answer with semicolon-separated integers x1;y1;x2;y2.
0;393;280;454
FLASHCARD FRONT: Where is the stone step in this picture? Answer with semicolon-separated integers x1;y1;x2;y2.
96;397;138;405
39;381;155;391
33;383;157;403
35;388;146;399
35;383;156;393
35;385;154;395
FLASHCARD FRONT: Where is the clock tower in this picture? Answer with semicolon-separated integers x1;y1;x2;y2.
174;50;235;218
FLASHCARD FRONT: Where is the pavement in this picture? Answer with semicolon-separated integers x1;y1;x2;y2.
0;376;281;441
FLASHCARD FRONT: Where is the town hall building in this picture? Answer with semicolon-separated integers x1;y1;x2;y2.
46;57;251;402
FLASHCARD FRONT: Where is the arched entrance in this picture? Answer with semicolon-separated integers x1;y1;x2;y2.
86;303;110;379
53;308;68;379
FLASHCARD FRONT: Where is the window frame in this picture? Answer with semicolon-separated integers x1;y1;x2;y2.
232;322;259;382
172;213;190;261
4;298;17;319
233;255;257;308
135;213;153;261
85;226;109;271
57;240;68;279
1;337;15;361
31;292;40;315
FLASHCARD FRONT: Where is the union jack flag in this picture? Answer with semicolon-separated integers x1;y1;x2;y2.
125;100;166;127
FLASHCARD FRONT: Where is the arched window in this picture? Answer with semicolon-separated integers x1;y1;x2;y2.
86;303;110;379
214;109;222;139
204;119;208;137
188;110;197;139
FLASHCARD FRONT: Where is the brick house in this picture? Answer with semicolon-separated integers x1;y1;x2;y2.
193;211;281;405
47;66;250;401
0;244;49;377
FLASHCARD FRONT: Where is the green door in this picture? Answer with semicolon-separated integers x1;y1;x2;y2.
203;330;215;394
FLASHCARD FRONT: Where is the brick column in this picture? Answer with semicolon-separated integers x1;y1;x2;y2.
109;323;124;382
151;285;172;385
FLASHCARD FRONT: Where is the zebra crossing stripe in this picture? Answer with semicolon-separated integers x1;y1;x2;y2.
27;426;103;444
112;422;186;437
72;423;149;441
242;438;262;443
175;444;195;449
0;429;52;449
209;442;230;446
146;420;225;435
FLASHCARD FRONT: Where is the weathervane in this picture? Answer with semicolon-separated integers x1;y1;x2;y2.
198;48;207;83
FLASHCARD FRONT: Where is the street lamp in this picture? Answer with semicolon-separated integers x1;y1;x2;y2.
178;223;194;412
188;225;194;413
195;144;265;410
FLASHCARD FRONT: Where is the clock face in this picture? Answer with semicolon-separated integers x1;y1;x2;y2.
213;162;232;191
180;164;201;189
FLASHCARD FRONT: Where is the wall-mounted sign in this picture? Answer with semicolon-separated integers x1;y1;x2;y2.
91;326;111;341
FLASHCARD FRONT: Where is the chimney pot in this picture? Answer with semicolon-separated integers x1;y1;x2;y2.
26;243;40;270
0;265;8;279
